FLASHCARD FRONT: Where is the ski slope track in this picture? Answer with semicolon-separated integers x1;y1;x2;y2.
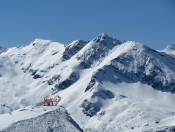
0;33;175;132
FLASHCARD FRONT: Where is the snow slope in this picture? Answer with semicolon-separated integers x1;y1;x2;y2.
0;106;83;132
0;34;175;131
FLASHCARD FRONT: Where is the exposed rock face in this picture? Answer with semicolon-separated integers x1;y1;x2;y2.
62;40;88;61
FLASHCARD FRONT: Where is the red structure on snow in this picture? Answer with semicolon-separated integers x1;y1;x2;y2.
36;95;61;106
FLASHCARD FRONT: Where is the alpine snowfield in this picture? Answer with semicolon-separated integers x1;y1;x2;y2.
0;33;175;132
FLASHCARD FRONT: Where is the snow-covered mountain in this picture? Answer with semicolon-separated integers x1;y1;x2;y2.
163;43;175;56
0;34;175;132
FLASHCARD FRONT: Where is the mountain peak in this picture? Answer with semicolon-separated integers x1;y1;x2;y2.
31;38;52;45
98;33;109;38
92;33;122;46
162;43;175;55
122;41;146;51
30;38;64;48
95;33;113;40
164;43;175;51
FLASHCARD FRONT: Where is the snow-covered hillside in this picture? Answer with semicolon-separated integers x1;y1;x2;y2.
0;34;175;132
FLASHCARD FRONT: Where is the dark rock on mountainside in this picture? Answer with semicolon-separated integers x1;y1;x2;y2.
81;99;102;117
62;40;88;61
48;75;61;85
54;72;80;90
92;88;114;99
78;34;122;69
87;48;175;94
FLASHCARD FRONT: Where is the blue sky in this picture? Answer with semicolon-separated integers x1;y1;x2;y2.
0;0;174;49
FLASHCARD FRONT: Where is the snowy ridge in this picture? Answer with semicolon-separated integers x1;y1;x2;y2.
163;43;175;56
62;40;88;61
0;34;175;131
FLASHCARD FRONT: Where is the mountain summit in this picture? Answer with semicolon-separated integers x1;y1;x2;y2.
165;43;175;51
0;34;175;132
163;43;175;56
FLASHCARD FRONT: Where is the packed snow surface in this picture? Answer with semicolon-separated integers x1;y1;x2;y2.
0;106;83;132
